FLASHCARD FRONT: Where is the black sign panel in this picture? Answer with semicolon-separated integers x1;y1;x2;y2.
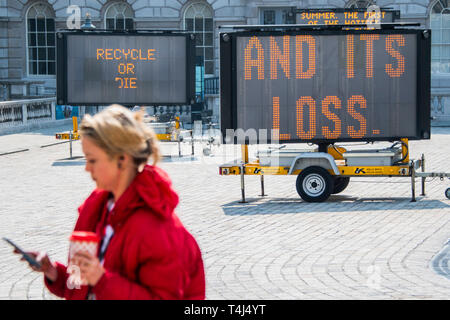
57;31;195;105
296;9;399;25
220;29;431;144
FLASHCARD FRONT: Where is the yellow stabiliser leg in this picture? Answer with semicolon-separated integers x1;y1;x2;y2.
240;145;248;203
401;138;409;164
241;144;249;164
72;116;78;134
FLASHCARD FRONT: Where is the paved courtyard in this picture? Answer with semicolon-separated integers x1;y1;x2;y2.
0;123;449;299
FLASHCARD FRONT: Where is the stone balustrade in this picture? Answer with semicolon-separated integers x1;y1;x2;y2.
0;97;61;135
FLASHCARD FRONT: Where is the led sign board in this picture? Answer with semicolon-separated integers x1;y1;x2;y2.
57;32;195;105
296;9;399;25
220;29;431;144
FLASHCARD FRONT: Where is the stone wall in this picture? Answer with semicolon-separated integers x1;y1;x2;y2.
0;0;449;125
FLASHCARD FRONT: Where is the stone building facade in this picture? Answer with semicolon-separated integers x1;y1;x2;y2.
0;0;449;125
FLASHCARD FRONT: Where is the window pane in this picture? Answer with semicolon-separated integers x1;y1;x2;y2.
205;18;213;31
106;19;114;29
432;46;441;59
442;45;450;58
432;61;440;73
440;60;450;72
205;47;213;60
205;61;214;74
195;18;203;32
46;19;55;32
284;10;295;24
432;3;444;14
443;30;450;43
125;18;133;30
29;62;37;75
28;19;36;32
37;18;45;31
28;33;36;46
38;61;46;74
205;32;213;46
48;61;55;75
432;31;442;44
47;32;55;46
37;33;45;46
38;48;46;60
185;18;193;31
116;18;124;30
443;15;450;28
263;10;275;25
195;47;203;59
48;48;55;60
431;15;440;29
195;33;203;46
29;48;37;60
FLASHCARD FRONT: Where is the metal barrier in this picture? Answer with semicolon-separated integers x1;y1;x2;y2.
0;97;56;129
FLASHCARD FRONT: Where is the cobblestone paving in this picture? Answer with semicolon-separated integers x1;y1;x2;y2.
0;124;449;300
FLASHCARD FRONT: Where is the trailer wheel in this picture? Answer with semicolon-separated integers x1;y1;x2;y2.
332;177;350;194
296;166;334;203
446;188;450;200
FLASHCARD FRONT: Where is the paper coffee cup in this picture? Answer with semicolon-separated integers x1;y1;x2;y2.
67;231;100;288
69;231;100;260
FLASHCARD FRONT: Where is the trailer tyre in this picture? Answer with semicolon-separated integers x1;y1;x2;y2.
296;166;334;203
332;177;350;194
446;188;450;200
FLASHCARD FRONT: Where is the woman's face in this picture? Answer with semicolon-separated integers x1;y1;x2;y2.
82;137;120;191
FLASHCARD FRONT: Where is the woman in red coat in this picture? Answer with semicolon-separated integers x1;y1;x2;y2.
18;105;205;300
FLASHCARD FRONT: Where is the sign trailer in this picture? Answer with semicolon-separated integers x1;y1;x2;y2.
219;23;450;202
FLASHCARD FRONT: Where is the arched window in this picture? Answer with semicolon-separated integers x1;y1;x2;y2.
431;1;450;73
105;2;134;30
26;3;55;75
184;2;214;75
346;0;374;8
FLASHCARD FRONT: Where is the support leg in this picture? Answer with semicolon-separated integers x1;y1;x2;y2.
239;164;247;203
69;130;73;159
421;153;426;196
191;131;194;156
259;175;267;197
411;163;416;202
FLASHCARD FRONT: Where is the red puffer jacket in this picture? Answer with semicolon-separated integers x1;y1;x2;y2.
44;165;205;300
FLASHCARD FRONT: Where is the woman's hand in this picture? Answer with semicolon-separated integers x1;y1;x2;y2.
72;251;105;286
13;250;58;282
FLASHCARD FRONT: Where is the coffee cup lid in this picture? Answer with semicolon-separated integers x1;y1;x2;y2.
69;231;99;242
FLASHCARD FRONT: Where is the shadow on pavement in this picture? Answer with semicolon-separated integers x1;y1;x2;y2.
52;158;85;166
431;239;450;279
161;155;199;163
22;123;74;137
222;196;450;216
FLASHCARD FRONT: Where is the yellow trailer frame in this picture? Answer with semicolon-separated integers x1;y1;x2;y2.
220;139;410;177
155;117;181;142
219;139;449;202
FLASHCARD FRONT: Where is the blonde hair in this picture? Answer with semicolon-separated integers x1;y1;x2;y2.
80;104;161;167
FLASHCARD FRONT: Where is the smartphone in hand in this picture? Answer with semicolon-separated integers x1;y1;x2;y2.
2;237;42;269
